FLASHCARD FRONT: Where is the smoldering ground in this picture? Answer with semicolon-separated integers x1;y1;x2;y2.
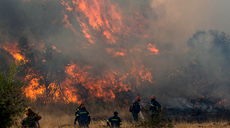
0;0;230;107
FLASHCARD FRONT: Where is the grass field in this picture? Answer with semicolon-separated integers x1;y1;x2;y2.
44;121;230;128
36;111;230;128
16;102;230;128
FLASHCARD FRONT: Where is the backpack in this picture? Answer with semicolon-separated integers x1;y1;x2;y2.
129;104;134;112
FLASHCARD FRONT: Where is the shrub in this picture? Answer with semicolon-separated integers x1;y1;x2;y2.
139;111;174;128
0;63;28;128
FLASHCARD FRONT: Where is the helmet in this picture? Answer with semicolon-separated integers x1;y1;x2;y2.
136;96;141;101
80;105;85;109
114;111;118;115
151;95;155;99
80;101;84;105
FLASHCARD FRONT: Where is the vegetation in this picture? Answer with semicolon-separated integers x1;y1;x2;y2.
0;63;28;128
138;111;173;128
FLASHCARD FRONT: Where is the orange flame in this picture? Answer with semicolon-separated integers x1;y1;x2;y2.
130;59;153;85
106;48;126;57
148;43;159;55
2;42;26;63
216;99;227;105
65;63;130;100
62;13;78;35
25;72;46;100
61;0;73;12
68;0;125;44
2;0;156;103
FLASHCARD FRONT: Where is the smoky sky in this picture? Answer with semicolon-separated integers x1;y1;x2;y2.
1;0;230;107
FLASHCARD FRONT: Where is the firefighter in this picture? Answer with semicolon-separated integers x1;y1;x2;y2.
74;106;91;128
107;111;122;128
75;101;84;116
149;95;161;118
129;96;141;122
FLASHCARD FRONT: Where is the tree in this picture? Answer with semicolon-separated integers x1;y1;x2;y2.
0;63;28;128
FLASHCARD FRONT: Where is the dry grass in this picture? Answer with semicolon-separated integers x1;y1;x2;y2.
14;102;230;128
15;111;230;128
38;118;230;128
34;112;230;128
174;121;230;128
36;111;134;128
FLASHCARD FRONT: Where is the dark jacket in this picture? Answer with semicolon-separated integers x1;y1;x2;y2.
74;109;91;124
107;115;122;127
75;105;87;116
149;99;161;113
131;101;141;113
21;116;40;128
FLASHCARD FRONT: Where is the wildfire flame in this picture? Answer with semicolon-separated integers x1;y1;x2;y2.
148;43;159;55
71;0;124;44
2;42;26;63
216;99;227;105
0;0;159;103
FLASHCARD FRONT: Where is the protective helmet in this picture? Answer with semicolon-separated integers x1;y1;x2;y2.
114;111;118;115
151;95;155;99
80;105;85;109
136;96;141;101
80;101;84;105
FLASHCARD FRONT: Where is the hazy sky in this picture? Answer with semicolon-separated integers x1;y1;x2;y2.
150;0;230;44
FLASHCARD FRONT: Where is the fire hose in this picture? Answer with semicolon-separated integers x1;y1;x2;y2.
137;101;151;118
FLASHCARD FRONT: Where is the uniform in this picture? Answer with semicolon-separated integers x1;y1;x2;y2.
75;104;84;116
74;109;91;128
149;99;161;118
107;111;122;128
107;115;122;128
130;101;141;122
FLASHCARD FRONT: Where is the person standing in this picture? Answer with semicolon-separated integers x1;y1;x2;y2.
129;96;141;122
75;101;85;116
20;107;42;128
74;106;91;128
149;95;161;118
107;111;122;128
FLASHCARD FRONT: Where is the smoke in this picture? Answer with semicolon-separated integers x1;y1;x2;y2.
142;0;230;106
0;0;230;106
150;0;230;43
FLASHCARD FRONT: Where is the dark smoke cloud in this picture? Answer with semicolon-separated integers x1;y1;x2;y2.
1;0;230;107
